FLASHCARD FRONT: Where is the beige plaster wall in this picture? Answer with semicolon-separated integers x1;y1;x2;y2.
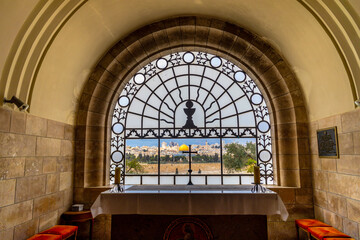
310;107;360;240
0;106;74;240
0;0;38;76
0;0;352;124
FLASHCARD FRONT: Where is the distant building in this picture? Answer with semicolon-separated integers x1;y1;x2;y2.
169;141;178;147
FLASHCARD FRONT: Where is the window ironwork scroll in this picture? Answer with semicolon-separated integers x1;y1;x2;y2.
111;51;273;184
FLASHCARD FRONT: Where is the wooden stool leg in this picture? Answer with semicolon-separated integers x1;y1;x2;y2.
296;225;300;240
297;226;312;240
307;231;311;240
90;219;94;240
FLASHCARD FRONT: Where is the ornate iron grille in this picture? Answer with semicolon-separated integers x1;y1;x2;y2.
111;51;273;184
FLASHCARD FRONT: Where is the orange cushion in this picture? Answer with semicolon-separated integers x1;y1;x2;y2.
326;239;354;240
295;219;330;230
309;227;351;240
40;225;78;239
27;234;62;240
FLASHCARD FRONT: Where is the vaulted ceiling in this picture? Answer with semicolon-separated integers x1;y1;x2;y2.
1;0;359;124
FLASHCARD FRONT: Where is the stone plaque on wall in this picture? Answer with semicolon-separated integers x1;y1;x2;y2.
317;127;339;158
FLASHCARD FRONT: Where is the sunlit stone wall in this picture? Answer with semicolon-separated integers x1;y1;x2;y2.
310;108;360;239
0;106;74;240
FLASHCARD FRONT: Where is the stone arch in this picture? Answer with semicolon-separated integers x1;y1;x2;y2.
75;17;309;196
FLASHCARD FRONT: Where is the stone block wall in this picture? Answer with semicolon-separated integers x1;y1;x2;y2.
0;107;74;240
310;108;360;240
267;187;314;239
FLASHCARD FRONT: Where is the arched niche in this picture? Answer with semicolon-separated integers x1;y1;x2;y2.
75;17;309;199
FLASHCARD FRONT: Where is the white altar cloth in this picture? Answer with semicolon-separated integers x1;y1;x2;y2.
90;185;288;221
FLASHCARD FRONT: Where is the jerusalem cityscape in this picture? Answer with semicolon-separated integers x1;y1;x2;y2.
126;140;222;158
125;139;256;175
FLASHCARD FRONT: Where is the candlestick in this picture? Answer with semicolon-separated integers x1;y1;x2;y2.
254;165;260;184
114;167;121;184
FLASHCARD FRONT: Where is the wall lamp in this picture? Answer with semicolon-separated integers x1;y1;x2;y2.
3;96;29;111
355;99;360;107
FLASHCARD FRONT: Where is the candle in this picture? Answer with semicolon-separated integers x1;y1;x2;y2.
254;166;260;184
114;167;121;184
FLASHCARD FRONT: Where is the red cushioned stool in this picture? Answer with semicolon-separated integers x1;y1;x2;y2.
27;234;62;240
295;219;330;240
40;225;78;240
308;226;351;240
61;211;93;240
325;238;355;240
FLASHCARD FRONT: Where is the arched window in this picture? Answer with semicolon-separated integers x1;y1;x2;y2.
111;51;273;185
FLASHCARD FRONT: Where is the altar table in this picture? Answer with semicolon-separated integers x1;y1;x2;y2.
91;185;288;240
91;185;288;221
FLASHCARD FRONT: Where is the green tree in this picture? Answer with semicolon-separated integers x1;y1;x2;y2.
245;158;257;173
245;142;256;159
214;153;219;162
126;158;144;173
126;153;136;161
163;154;171;162
223;142;256;173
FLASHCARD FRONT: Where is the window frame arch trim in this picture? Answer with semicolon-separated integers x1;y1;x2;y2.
111;51;273;185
